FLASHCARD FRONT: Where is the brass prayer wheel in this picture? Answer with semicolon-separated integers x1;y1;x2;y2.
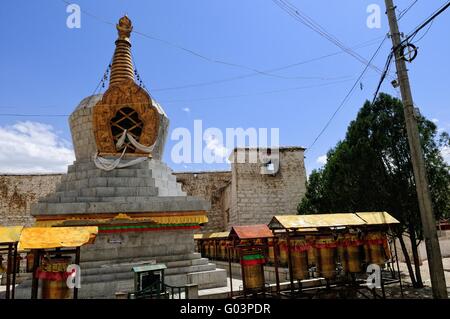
202;241;208;258
366;232;387;266
316;236;337;279
243;264;264;290
241;252;265;290
305;235;318;267
291;239;309;280
278;239;288;266
209;240;216;259
345;233;363;273
336;235;348;273
267;239;275;264
39;257;72;299
219;240;227;260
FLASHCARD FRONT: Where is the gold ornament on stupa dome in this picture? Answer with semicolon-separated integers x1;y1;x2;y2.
117;15;133;41
92;16;159;157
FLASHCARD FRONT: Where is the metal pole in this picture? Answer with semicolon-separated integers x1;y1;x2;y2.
11;242;18;299
273;237;281;293
5;243;12;299
31;249;40;299
384;0;448;299
74;246;80;300
285;231;295;296
228;243;233;298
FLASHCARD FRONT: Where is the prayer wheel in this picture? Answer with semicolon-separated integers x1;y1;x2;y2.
209;240;216;259
291;239;309;280
278;239;288;266
38;257;72;299
345;233;363;273
305;236;318;267
219;240;227;260
383;236;392;260
267;239;275;265
336;235;348;273
366;232;387;266
26;252;35;273
316;236;337;279
203;241;209;258
241;252;265;290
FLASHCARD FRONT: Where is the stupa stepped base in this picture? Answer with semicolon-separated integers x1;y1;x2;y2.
31;159;209;217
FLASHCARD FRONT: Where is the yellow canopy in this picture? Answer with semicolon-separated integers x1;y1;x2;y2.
356;212;400;225
270;213;367;229
0;226;24;244
18;226;98;250
194;231;230;240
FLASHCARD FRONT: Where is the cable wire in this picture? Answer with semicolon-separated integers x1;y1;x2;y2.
306;36;388;153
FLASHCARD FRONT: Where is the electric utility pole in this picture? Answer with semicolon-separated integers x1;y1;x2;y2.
384;0;448;298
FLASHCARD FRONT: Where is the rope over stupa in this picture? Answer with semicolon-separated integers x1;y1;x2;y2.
109;15;135;86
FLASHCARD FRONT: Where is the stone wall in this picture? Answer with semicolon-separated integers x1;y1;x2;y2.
228;147;307;228
0;147;307;232
174;171;231;233
0;174;62;226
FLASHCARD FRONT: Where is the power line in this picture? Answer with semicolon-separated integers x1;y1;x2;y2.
398;0;419;20
401;1;450;46
372;1;450;104
272;0;385;75
60;0;387;89
161;78;355;103
0;77;356;116
306;36;388;153
60;0;347;82
0;114;69;117
411;20;434;43
371;52;394;105
152;37;384;92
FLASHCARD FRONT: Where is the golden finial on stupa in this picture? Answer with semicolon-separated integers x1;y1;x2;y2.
116;15;133;41
109;15;135;86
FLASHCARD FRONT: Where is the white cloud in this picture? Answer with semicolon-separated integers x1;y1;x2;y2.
432;118;439;124
441;146;450;165
182;107;190;113
0;121;75;173
316;154;327;165
204;134;229;160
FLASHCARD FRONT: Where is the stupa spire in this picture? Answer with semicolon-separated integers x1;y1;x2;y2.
109;15;135;86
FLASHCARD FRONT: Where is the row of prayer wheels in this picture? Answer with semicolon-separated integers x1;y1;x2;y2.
268;232;390;280
200;240;231;261
200;239;263;262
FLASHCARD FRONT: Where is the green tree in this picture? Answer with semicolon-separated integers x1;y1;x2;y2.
298;93;450;287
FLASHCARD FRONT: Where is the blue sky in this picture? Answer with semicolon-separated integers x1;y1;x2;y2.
0;0;449;174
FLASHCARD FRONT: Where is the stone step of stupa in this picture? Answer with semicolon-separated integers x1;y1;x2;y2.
56;177;157;191
80;254;208;270
32;196;209;215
